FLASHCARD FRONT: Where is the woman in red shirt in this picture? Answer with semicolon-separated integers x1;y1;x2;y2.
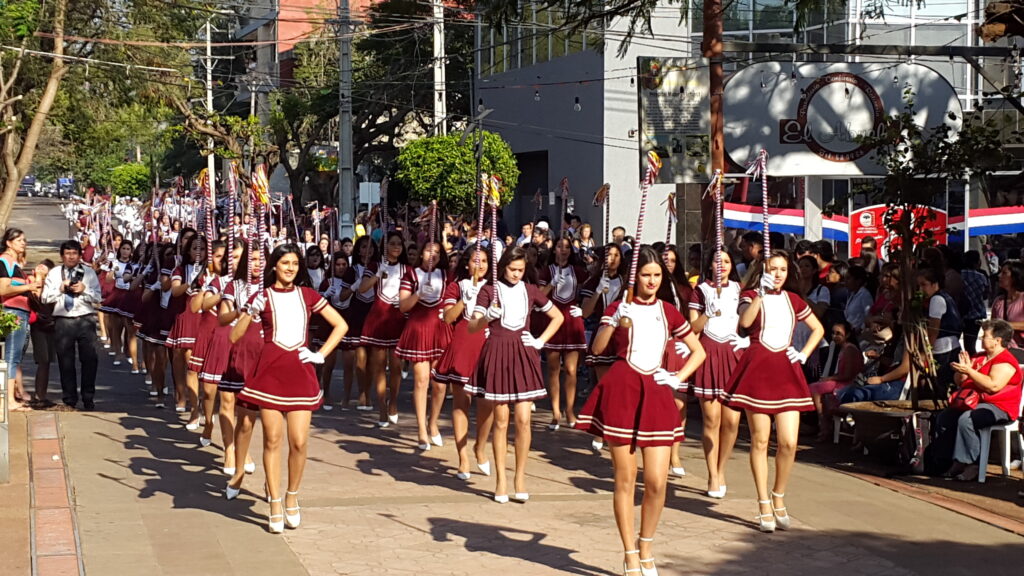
933;319;1023;481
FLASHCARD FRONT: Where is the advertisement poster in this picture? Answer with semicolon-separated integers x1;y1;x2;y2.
638;57;710;183
849;205;947;259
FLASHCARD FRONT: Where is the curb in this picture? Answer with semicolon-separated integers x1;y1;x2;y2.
29;413;84;576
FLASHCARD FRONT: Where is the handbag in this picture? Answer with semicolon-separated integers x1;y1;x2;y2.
949;387;980;411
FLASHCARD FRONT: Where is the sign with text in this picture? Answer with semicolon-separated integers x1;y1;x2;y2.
724;62;962;176
638;57;711;183
849;204;948;259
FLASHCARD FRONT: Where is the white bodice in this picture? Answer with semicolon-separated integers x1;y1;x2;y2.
698;282;742;343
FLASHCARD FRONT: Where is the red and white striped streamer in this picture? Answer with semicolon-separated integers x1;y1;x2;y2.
745;149;770;258
623;152;663;301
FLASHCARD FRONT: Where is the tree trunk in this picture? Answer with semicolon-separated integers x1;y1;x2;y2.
0;0;69;227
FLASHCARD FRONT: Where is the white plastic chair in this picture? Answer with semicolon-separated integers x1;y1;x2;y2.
977;372;1024;483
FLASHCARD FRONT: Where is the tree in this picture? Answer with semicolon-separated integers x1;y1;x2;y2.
108;163;150;197
855;93;1019;408
396;131;520;216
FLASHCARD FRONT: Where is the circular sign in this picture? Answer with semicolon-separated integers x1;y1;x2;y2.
793;73;884;163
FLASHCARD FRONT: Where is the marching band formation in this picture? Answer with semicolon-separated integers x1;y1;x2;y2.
60;155;825;576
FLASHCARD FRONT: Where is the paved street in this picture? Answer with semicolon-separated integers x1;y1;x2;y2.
2;197;1023;575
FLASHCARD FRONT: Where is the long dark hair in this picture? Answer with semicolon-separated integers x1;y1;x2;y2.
703;249;741;285
632;246;664;296
116;240;134;262
497;245;528;284
551;235;581;268
456;244;491;282
744;249;801;294
182;234;207;266
420;241;449;272
601;243;629;278
352;235;377;267
381;231;408;265
265;243;310;288
1000;260;1024;293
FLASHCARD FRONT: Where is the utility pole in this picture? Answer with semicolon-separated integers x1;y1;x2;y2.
699;0;724;250
432;0;447;135
337;0;355;238
203;19;217;216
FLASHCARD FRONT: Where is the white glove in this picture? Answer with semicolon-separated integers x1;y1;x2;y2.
298;346;325;364
729;334;751;352
569;306;583;318
611;302;633;324
704;296;721;318
674;341;691;358
245;297;265;317
462;283;480;303
653;368;684;391
485;305;503;321
785;346;807;365
597;276;611;294
759;272;776;293
520;331;546;350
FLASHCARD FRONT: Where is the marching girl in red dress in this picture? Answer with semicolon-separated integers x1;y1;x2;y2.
538;236;588;430
659;244;696;478
317;251;353;409
434;248;493;479
136;243;177;408
99;240;136;368
346;236;378;412
397;241;452;450
575;246;706;576
221;243;263;488
233;244;348;533
721;249;824;532
580;243;627;451
465;246;563;503
120;243;150;376
186;240;227;447
166;234;209;428
359;231;409;428
686;251;745;498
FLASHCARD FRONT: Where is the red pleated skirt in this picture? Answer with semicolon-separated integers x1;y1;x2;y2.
544;301;586;352
137;299;172;344
681;336;740;400
361;298;406;348
99;286;129;315
432;321;486;385
575;360;685;447
396;304;451;362
341;298;371;349
585;336;617;366
166;295;201;349
465;326;546;404
219;323;264;392
187;310;222;372
196;325;231;386
119;288;143;320
722;343;813;414
237;342;322;411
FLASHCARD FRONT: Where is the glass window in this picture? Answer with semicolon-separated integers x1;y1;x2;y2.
752;0;792;29
690;0;704;31
535;5;550;63
915;0;972;19
724;0;751;32
861;24;910;45
584;19;603;51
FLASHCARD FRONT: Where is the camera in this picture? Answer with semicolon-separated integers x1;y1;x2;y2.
65;269;84;293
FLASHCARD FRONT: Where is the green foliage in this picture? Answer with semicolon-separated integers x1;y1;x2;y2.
0;309;22;337
0;0;40;40
108;163;151;197
396;131;520;216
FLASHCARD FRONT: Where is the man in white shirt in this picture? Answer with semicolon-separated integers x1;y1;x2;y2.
844;265;874;333
42;240;102;410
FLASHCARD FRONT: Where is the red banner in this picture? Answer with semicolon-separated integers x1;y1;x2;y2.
849;205;947;259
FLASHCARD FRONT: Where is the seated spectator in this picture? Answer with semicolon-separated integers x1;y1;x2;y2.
992;260;1024;362
918;266;962;397
809;320;864;440
844;265;873;334
796;255;830;381
868;262;900;319
927;319;1023;481
961;250;990;356
839;323;909;404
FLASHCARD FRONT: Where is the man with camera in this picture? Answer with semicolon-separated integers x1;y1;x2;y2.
42;240;102;410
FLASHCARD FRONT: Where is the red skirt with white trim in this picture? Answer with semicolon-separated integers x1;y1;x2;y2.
219;323;263;392
196;325;231;386
340;298;371;349
136;299;172;344
119;288;143;320
465;326;546;404
680;336;739;400
432;321;485;385
721;343;813;414
585;336;617;367
99;287;129;315
166;296;201;349
237;342;321;411
543;301;586;352
575;359;685;447
187;310;222;372
360;298;406;348
396;304;451;362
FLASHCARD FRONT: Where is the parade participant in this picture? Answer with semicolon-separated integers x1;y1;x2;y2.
121;243;149;375
318;252;353;408
359;232;409;427
659;244;695;477
722;250;824;532
466;246;564;503
221;243;263;485
99;240;135;367
233;244;348;533
306;245;326;290
575;246;706;576
136;243;177;408
187;240;228;447
397;241;452;450
346;236;377;411
582;244;628;383
166;234;209;428
434;248;493;479
686;251;745;498
537;236;587;430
